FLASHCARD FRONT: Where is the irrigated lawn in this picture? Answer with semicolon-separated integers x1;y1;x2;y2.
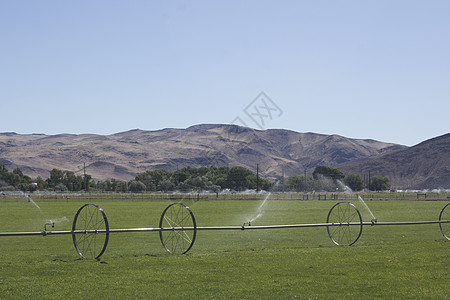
0;197;448;299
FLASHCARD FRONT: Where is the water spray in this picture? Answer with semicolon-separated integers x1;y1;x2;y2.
358;195;377;224
248;192;271;224
247;181;281;225
25;193;40;209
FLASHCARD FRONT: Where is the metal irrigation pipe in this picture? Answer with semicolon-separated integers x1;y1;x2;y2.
3;218;448;235
105;220;449;233
1;202;449;259
1;220;449;236
364;220;449;226
67;220;450;235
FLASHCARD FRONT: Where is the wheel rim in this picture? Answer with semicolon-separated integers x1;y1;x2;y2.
72;204;109;259
439;203;450;241
159;203;197;254
327;202;363;246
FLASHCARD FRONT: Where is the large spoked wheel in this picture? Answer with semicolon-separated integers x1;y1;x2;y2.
159;203;197;255
72;204;109;259
327;202;363;246
439;202;450;241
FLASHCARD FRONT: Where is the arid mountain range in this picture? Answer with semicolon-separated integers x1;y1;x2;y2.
0;124;448;189
336;133;450;190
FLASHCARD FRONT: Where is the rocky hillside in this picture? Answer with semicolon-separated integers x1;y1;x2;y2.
336;133;450;190
0;124;405;182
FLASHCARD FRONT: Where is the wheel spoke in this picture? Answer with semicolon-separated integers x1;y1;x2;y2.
159;203;196;254
327;202;363;246
72;204;109;259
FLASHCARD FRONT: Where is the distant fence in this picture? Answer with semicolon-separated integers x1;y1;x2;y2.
1;191;449;201
417;193;427;199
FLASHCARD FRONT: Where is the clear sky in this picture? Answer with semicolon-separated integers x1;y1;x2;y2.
1;1;449;146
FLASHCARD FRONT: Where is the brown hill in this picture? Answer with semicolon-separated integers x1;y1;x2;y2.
336;133;450;189
0;124;405;182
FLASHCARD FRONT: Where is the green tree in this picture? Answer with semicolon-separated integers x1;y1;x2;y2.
344;172;364;191
35;177;48;190
0;164;9;182
109;178;119;191
10;168;23;186
89;180;98;191
129;180;146;192
55;183;68;192
227;166;254;191
312;166;345;181
48;169;64;188
370;175;390;191
63;171;80;191
134;166;273;192
81;174;92;191
96;180;109;191
135;169;172;191
173;169;189;186
215;175;228;189
159;179;175;192
259;177;273;191
17;182;36;192
115;180;128;192
287;175;313;191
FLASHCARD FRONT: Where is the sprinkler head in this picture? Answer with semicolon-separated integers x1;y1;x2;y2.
44;222;55;232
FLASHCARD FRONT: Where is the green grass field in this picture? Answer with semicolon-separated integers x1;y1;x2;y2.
0;197;449;299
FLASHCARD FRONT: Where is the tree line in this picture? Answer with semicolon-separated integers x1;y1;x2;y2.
0;164;390;193
274;166;390;192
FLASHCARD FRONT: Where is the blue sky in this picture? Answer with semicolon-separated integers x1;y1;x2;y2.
1;1;449;146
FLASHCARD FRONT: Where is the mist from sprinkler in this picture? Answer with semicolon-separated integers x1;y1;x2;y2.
336;179;352;193
24;192;70;232
358;195;377;224
245;181;280;225
42;221;55;236
48;216;69;225
335;180;377;223
247;192;270;224
26;193;41;209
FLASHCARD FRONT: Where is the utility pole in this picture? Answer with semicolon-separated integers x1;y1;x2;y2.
84;162;89;192
304;168;307;192
256;163;259;192
364;174;366;192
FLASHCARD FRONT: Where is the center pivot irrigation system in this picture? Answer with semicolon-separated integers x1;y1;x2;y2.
1;202;449;259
